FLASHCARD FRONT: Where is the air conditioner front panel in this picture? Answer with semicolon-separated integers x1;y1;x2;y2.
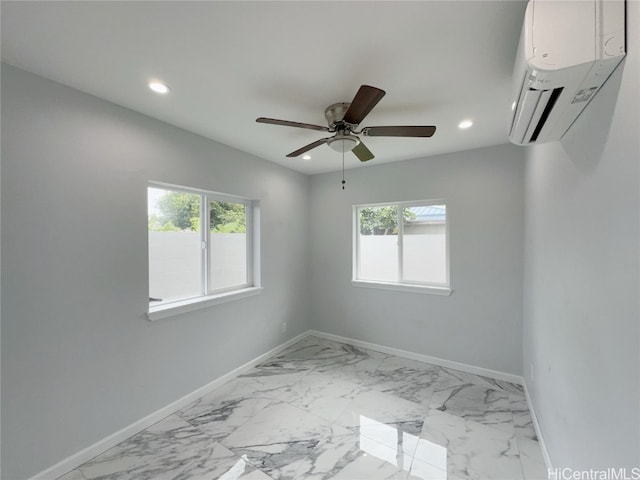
508;0;625;146
528;0;596;70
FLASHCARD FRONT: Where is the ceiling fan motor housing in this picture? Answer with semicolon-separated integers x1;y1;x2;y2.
256;84;435;161
325;102;360;152
324;102;351;126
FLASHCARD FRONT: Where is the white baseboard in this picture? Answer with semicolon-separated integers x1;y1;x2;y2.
308;330;523;385
32;329;547;480
310;330;555;470
30;331;309;480
522;379;554;472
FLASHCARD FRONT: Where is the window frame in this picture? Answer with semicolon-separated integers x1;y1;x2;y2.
205;191;254;296
352;199;451;296
147;182;261;320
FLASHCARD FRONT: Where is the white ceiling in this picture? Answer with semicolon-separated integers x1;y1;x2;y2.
1;1;527;175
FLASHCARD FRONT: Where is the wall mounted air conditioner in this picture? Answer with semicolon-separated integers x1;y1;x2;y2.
508;0;626;145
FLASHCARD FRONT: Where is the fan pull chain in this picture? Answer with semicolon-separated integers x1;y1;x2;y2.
341;147;346;190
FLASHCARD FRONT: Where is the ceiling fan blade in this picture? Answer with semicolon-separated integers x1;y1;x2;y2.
256;117;329;132
342;85;386;125
362;126;436;137
286;138;330;157
352;141;375;162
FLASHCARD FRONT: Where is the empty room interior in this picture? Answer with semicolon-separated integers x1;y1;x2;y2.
1;1;639;479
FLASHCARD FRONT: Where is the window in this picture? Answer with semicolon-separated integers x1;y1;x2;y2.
353;200;450;295
148;183;260;319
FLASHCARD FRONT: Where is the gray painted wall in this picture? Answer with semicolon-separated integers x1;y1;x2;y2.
309;144;526;375
522;0;639;468
1;65;310;479
4;6;639;473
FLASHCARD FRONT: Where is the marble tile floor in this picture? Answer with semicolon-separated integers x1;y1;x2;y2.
57;336;548;480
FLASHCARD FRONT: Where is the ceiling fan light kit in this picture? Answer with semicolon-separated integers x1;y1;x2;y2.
256;84;436;163
327;134;359;152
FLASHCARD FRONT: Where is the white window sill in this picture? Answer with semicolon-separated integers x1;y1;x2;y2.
351;280;452;296
147;287;263;321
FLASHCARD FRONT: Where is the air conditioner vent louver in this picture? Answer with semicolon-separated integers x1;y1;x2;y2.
529;87;563;142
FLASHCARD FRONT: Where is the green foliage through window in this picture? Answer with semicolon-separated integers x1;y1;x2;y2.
359;206;416;235
210;201;246;233
149;191;246;233
155;192;200;231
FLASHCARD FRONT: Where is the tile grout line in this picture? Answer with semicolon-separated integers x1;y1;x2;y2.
32;331;312;480
308;330;523;385
308;330;553;479
38;330;550;480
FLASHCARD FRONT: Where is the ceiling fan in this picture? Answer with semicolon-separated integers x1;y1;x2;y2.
256;85;436;162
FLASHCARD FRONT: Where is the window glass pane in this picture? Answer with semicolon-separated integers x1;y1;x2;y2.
358;206;399;282
402;205;447;284
209;200;247;292
148;187;202;305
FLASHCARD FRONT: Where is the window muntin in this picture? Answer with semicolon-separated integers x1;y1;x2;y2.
148;184;255;308
355;201;448;288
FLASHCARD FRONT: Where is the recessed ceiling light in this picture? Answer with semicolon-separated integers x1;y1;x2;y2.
302;155;311;160
458;119;473;129
148;81;170;94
